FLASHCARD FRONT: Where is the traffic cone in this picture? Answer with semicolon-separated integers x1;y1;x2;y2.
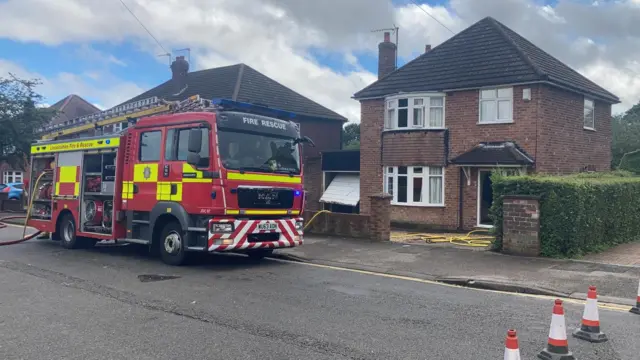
537;299;575;360
504;329;521;360
573;286;608;343
630;279;640;315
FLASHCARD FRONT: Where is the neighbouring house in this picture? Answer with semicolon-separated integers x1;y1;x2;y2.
1;94;100;187
117;57;347;158
353;17;620;230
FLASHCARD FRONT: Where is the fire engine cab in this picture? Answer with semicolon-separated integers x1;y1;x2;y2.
27;97;312;265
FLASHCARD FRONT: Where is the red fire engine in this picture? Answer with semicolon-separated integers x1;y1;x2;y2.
26;96;313;265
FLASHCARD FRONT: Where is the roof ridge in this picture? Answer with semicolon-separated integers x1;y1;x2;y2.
487;17;546;78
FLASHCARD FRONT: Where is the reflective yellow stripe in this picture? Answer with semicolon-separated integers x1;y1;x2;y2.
156;182;182;201
227;172;301;184
58;166;77;183
31;137;120;154
133;163;159;182
55;183;61;195
74;183;80;196
121;181;134;200
182;163;212;183
225;209;301;215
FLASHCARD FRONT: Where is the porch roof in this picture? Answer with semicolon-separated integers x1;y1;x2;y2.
450;141;534;166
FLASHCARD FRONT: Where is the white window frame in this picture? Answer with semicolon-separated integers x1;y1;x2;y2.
384;93;446;131
479;87;513;124
3;171;23;184
583;98;595;130
383;166;445;207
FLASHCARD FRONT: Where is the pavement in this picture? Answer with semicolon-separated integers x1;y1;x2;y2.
277;235;640;306
1;225;640;359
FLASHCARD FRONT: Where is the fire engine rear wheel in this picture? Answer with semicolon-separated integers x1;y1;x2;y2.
59;214;81;249
158;222;189;266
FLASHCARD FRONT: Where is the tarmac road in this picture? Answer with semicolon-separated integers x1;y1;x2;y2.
0;226;639;359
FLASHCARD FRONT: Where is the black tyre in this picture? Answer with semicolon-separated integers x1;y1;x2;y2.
158;221;190;266
59;213;80;249
246;249;274;260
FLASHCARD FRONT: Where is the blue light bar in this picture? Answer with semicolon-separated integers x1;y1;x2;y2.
212;98;297;119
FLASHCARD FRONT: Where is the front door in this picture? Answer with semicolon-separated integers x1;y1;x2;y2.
477;170;493;227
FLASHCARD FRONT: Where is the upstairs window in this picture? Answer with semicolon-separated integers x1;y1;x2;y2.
480;87;513;124
584;98;595;130
384;94;445;130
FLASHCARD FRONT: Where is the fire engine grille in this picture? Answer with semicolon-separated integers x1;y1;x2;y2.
237;188;294;209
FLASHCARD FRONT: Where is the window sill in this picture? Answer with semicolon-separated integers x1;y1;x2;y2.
391;202;445;208
477;121;514;125
583;127;596;132
383;127;446;132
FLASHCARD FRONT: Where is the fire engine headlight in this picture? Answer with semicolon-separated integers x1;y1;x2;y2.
211;223;234;233
295;221;303;231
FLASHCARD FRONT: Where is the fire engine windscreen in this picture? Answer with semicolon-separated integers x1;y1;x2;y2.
218;130;301;174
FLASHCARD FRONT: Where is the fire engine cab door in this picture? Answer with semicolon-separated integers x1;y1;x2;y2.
128;128;164;214
161;125;214;213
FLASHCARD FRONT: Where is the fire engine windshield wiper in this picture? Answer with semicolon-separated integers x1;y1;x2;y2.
237;166;274;174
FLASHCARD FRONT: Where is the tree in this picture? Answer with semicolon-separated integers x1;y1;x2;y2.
342;122;360;149
0;75;53;169
612;102;640;169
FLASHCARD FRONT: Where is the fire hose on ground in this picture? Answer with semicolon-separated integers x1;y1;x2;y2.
0;171;49;246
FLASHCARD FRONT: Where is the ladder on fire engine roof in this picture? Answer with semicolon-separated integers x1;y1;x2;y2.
37;95;301;141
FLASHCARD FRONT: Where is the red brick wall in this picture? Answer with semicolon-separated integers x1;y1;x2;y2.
359;99;385;214
447;85;540;160
382;131;446;166
298;119;343;159
303;156;323;211
502;196;541;256
536;86;612;173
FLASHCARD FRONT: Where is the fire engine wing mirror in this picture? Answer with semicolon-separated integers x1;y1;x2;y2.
294;136;315;147
304;136;316;147
188;128;202;153
187;153;201;167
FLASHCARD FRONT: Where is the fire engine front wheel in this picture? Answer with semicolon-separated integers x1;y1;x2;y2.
158;222;190;266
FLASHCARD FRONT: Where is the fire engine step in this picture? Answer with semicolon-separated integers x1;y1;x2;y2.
118;238;151;245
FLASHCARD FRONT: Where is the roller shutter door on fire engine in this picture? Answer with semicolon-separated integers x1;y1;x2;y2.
55;151;83;197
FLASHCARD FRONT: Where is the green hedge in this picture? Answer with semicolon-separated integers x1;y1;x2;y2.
491;171;640;258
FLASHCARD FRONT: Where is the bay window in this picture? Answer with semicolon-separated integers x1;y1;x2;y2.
583;98;595;130
385;94;445;130
384;166;444;206
479;87;513;124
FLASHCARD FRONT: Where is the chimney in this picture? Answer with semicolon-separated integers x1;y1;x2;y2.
378;32;397;79
170;55;189;96
425;44;431;53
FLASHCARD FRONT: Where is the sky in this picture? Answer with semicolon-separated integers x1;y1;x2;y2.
1;0;639;123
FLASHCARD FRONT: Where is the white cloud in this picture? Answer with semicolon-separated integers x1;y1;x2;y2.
0;59;145;108
0;0;639;121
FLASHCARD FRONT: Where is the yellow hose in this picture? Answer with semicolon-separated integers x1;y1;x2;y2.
22;171;50;239
303;210;332;231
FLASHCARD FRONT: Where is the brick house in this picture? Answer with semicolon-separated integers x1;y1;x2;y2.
353;17;620;230
1;94;99;186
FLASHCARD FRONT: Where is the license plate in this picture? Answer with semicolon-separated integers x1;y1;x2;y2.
258;222;278;231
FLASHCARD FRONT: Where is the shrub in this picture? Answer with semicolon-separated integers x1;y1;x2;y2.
490;172;640;258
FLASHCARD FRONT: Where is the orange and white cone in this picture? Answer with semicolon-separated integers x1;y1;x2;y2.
573;286;608;343
630;279;640;315
537;299;575;360
503;329;521;360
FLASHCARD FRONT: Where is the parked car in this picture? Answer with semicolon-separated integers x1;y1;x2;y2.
0;182;24;200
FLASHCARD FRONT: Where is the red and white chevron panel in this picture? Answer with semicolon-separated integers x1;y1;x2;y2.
208;218;304;252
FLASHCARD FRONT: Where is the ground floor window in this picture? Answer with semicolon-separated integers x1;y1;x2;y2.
3;171;23;184
384;166;444;206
